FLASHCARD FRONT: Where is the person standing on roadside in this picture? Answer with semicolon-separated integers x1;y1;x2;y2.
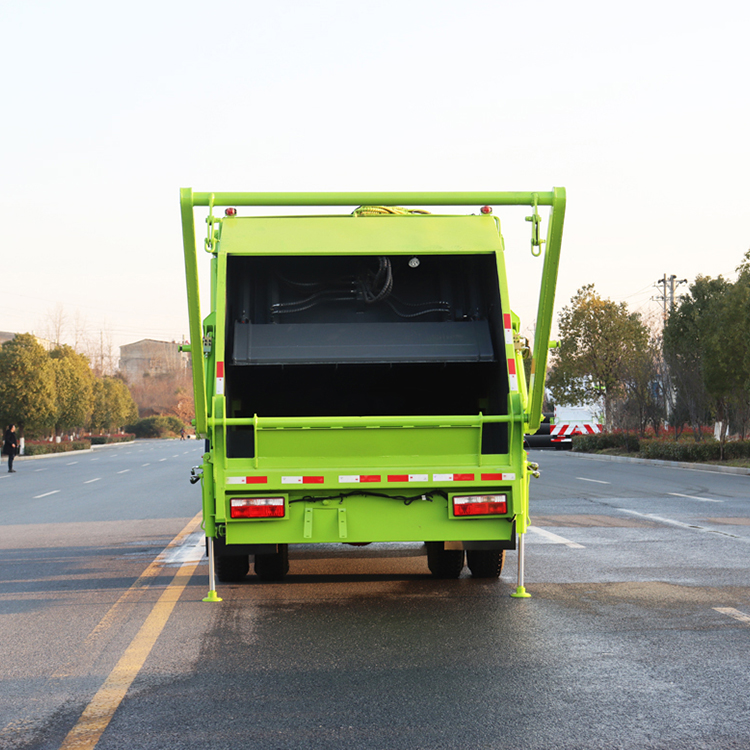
3;424;18;473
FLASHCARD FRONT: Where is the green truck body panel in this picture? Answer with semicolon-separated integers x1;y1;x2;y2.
180;189;565;576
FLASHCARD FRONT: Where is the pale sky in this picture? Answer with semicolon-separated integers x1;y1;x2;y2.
2;0;748;353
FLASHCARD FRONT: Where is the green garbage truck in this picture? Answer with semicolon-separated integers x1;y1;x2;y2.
179;189;565;598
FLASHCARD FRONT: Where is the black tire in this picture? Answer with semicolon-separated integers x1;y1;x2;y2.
216;554;249;583
466;549;505;579
254;544;290;581
425;542;465;579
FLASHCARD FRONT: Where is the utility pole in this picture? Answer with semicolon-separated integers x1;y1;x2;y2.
654;274;688;324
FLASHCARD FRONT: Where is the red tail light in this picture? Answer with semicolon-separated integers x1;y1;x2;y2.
230;497;285;519
452;494;507;516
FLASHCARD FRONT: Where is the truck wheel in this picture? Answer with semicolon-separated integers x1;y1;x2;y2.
254;544;289;581
425;542;465;579
216;554;249;583
466;549;505;578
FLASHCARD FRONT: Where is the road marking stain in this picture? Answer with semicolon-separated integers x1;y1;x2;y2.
49;513;203;749
617;509;750;542
668;492;722;503
58;557;202;750
528;526;585;548
33;490;60;499
714;607;750;625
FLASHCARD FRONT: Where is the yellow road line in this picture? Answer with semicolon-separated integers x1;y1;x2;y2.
0;513;205;747
58;556;202;749
51;512;203;680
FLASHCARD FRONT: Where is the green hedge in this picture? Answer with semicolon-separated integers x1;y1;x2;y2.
88;434;135;445
572;432;750;463
125;416;185;439
572;432;640;453
24;440;92;455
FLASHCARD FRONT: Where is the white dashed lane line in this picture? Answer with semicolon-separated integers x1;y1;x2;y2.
528;526;585;549
34;490;60;499
117;470;130;474
714;607;750;625
668;492;722;503
84;478;101;484
577;477;610;485
66;461;78;465
142;463;150;467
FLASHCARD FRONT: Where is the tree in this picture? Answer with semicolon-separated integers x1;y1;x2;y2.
619;336;666;435
127;369;194;421
0;334;56;434
90;377;138;433
663;274;742;444
547;285;651;427
49;345;95;435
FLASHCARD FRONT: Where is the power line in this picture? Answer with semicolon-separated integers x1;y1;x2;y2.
653;274;688;324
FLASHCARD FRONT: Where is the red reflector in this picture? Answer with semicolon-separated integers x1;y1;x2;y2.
230;497;285;519
480;205;492;214
452;494;507;516
225;207;237;216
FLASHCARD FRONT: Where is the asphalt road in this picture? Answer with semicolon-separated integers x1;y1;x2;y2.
1;444;749;749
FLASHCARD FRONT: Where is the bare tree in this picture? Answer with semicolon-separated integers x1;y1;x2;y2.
44;303;68;346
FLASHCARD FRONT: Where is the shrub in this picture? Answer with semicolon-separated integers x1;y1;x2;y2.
24;440;91;455
639;439;721;463
572;432;640;453
125;416;185;439
83;433;135;445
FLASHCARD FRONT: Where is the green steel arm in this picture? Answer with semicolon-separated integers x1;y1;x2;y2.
527;187;566;434
190;191;556;207
180;188;565;438
180;187;208;436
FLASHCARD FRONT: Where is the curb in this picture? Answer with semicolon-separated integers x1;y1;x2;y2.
11;440;137;463
566;450;750;476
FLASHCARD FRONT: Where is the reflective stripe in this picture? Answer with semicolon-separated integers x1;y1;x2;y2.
216;361;225;395
503;313;513;345
226;476;268;485
281;476;324;484
338;475;381;483
508;358;518;391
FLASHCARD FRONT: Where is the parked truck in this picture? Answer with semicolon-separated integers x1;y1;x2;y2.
180;190;565;598
550;404;604;448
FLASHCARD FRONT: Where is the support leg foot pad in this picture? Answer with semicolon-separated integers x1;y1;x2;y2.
202;590;223;602
511;586;531;598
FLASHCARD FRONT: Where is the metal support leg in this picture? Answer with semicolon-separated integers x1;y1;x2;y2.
511;531;531;598
202;536;222;602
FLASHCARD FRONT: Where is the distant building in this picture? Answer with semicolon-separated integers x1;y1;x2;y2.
0;331;55;350
119;339;189;381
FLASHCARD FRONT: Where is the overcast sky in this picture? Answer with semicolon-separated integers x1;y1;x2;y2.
1;0;748;352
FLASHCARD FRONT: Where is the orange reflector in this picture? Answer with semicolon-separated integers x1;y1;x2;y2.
230;497;285;519
452;494;507;516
